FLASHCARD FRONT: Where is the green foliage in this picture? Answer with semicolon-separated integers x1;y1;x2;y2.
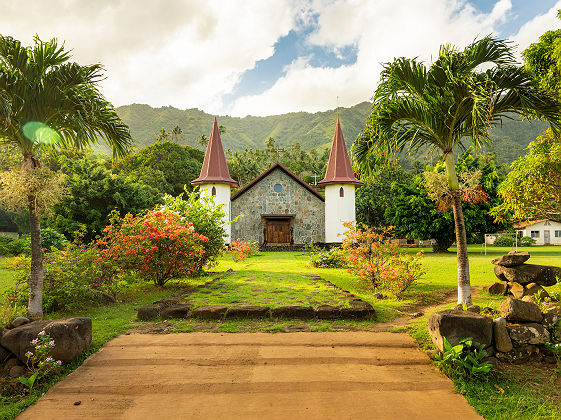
493;235;515;247
355;163;411;227
493;130;561;221
7;240;126;312
434;337;492;379
157;190;226;271
0;229;66;256
114;141;204;196
519;236;537;247
46;156;161;242
310;247;347;268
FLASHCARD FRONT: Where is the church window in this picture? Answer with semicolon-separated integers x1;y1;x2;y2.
211;186;216;196
339;187;344;197
273;183;283;193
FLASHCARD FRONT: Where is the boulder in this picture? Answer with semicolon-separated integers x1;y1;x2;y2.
543;310;559;329
494;264;561;287
315;305;341;319
524;283;549;300
496;344;539;363
493;317;513;353
0;317;92;364
271;306;315;319
189;305;228;320
225;306;270;319
9;365;26;378
137;304;160;321
428;310;493;352
491;251;530;267
507;323;550;346
466;305;481;314
160;304;190;319
487;281;508;296
509;282;525;299
11;317;31;328
498;298;542;323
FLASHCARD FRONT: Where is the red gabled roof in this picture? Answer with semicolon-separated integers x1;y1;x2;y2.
192;117;238;187
231;162;324;202
513;219;550;229
317;118;363;186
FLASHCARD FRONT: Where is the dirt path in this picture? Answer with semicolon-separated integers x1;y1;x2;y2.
19;332;481;420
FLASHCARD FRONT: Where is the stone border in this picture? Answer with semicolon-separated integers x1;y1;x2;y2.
136;273;376;322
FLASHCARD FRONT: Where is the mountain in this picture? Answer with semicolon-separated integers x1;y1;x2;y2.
113;102;550;166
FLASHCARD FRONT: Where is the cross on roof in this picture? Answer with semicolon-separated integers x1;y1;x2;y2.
311;173;320;185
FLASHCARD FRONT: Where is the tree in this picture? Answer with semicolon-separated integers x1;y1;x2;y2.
0;36;132;317
170;125;182;143
156;127;169;143
523;10;561;100
492;129;561;221
353;36;561;304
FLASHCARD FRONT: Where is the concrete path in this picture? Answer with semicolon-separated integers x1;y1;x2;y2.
19;332;481;419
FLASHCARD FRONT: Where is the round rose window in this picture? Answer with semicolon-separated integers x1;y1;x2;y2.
273;183;283;193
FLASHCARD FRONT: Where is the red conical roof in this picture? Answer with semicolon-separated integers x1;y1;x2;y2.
317;118;363;186
192;117;238;187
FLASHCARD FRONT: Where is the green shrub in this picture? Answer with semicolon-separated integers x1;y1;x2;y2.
39;228;67;251
310;247;346;268
493;235;515;247
6;242;128;313
0;229;66;256
519;236;536;246
434;337;492;379
157;189;226;271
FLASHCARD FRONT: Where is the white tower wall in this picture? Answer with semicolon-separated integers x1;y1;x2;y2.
199;183;232;244
324;183;356;243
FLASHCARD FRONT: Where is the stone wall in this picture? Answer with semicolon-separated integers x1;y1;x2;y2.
231;168;325;244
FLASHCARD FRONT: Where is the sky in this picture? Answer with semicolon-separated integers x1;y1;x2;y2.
1;0;561;117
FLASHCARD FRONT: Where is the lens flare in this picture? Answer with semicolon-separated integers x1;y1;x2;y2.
22;121;60;146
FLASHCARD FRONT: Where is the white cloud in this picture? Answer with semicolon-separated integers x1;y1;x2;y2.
229;0;516;116
0;0;300;113
509;0;561;61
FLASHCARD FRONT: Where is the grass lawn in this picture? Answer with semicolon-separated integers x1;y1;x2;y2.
1;246;561;419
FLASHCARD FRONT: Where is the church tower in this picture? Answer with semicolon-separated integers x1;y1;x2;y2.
317;118;363;243
192;117;238;243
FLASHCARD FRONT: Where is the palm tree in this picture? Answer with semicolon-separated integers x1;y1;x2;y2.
0;35;132;317
353;36;561;305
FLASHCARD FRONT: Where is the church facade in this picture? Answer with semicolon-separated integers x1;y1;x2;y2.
192;117;362;245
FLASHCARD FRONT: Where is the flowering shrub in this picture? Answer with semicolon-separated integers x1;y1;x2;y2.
230;239;254;262
100;210;208;286
6;240;125;312
340;221;424;297
310;247;346;268
19;331;62;391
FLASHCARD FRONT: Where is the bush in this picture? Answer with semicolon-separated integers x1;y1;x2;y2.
6;241;126;313
39;228;67;251
340;221;424;297
0;228;66;256
310;247;346;268
493;235;515;247
100;210;208;287
157;189;225;271
519;236;536;247
434;337;492;379
229;239;255;262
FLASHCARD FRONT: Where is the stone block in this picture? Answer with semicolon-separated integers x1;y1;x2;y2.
493;317;512;353
137;304;160;321
190;306;228;320
340;306;375;320
507;323;550;345
428;310;493;352
509;282;525;299
487;281;508;296
494;264;561;286
225;306;270;319
498;298;542;323
491;251;530;267
315;305;341;319
160;304;190;319
271;306;315;319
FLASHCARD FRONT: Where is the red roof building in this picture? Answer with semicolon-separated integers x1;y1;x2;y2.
192;117;238;187
317;118;363;186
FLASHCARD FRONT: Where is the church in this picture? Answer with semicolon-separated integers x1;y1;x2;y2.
191;117;363;246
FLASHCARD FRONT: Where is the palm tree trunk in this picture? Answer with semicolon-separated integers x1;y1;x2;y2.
444;152;472;305
28;194;44;318
451;191;472;305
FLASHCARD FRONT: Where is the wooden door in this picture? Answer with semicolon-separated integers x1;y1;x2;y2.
266;219;291;244
544;230;550;244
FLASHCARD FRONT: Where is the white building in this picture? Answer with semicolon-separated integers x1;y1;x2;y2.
514;219;561;245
